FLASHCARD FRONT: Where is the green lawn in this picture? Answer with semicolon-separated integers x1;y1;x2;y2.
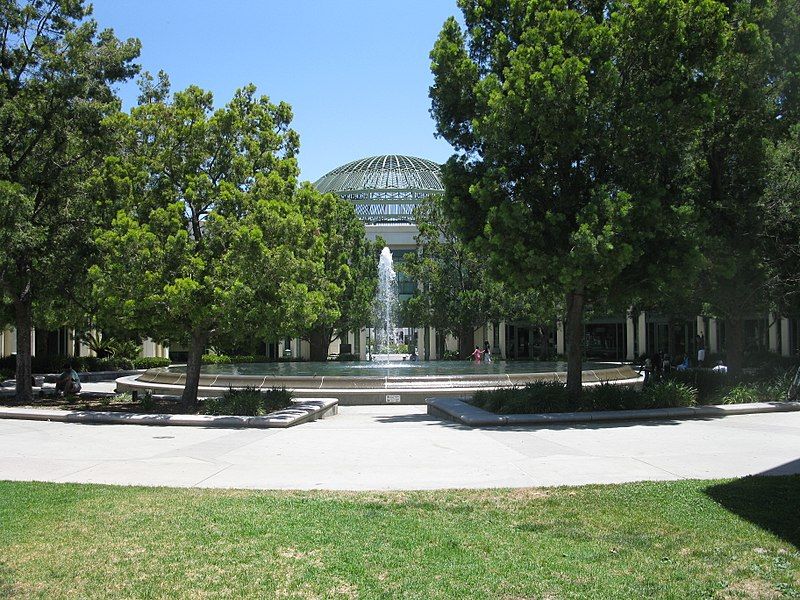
1;478;798;598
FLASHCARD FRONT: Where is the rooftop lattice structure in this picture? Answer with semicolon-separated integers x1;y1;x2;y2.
313;155;444;223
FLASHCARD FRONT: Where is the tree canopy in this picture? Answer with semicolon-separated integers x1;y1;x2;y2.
401;193;553;358
0;0;140;401
690;0;800;372
294;184;380;361
91;80;325;406
430;0;725;396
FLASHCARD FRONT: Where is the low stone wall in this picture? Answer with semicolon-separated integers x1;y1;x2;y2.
117;365;641;405
427;397;800;427
0;398;338;429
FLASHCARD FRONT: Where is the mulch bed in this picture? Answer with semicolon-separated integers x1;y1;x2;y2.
0;395;190;414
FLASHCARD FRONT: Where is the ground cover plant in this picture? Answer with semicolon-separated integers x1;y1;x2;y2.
0;387;294;417
0;478;798;598
201;387;294;416
0;393;186;415
669;367;798;405
471;380;698;415
471;365;798;415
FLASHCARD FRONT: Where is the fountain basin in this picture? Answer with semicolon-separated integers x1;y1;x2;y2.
116;361;641;405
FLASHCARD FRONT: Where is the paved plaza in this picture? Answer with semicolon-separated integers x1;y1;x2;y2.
1;406;798;490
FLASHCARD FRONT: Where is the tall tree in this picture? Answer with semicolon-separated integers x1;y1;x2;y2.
430;0;725;397
401;194;552;358
0;1;139;402
762;124;800;318
294;184;379;361
91;81;325;406
694;0;800;372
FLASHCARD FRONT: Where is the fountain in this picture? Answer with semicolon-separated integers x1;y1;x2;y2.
117;249;640;404
374;247;399;362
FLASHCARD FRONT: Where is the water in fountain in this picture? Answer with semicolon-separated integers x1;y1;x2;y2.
374;247;399;362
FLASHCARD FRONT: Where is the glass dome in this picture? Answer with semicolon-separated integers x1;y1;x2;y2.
313;155;444;223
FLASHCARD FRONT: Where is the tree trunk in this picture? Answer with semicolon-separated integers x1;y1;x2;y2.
459;324;475;359
308;327;331;362
726;316;744;375
565;289;585;402
14;298;33;404
181;329;208;409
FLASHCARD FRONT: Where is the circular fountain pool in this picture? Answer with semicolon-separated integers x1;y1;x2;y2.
117;360;640;405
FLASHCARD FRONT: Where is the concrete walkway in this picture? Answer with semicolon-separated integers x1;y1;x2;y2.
1;405;799;490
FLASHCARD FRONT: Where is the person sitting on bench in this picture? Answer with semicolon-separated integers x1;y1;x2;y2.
55;363;81;397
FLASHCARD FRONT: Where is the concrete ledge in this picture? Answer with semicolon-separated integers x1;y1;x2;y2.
0;398;338;429
426;397;800;427
116;372;644;406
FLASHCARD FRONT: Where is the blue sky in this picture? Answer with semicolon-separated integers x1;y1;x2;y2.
89;1;459;183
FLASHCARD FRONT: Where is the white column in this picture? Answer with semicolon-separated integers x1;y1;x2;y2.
140;338;150;357
781;318;791;357
556;320;565;355
498;321;507;360
696;316;705;338
637;312;647;357
359;328;368;360
709;318;719;353
626;313;635;361
30;329;35;356
4;328;16;355
429;327;438;360
768;314;780;353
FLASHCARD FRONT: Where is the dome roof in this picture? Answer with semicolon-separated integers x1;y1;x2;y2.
313;155;444;223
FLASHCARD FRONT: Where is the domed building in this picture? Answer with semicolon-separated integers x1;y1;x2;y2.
313;155;445;359
314;154;444;224
314;154;444;299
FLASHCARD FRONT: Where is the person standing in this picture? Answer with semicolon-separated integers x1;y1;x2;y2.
696;333;706;366
470;345;483;363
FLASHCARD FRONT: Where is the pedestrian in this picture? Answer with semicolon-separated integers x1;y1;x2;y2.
653;352;663;382
482;341;492;363
470;345;483;363
696;333;706;366
55;363;81;397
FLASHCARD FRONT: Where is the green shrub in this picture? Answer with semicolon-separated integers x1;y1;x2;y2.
720;383;760;404
668;369;728;403
139;390;156;412
472;380;698;414
585;382;640;411
201;387;294;416
720;370;793;404
472;381;573;414
133;357;171;370
641;380;697;408
336;353;360;361
201;353;232;365
200;354;277;365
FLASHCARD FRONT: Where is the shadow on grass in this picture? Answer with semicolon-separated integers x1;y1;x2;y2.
705;466;800;549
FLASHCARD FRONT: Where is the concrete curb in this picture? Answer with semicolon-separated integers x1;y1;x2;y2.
0;398;338;429
426;397;800;427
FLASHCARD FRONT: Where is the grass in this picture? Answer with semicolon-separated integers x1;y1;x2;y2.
1;478;799;598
